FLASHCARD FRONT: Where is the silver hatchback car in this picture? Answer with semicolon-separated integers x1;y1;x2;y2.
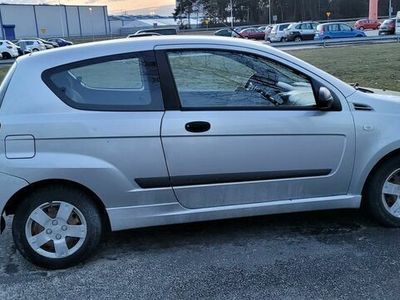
1;36;400;269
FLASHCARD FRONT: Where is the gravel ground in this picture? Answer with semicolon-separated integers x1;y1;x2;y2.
1;209;400;299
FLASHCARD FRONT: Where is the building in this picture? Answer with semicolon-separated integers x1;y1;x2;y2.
109;15;182;35
0;4;110;40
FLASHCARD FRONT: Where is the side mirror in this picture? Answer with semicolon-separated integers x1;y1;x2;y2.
317;87;334;109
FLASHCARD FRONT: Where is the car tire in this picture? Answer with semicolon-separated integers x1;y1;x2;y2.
360;27;365;31
294;36;302;42
364;157;400;227
32;48;39;52
12;185;103;269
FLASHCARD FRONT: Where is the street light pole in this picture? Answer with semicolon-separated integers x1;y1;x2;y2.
389;0;392;18
230;0;234;28
269;0;271;25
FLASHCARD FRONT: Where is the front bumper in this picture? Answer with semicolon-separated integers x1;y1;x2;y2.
0;172;29;233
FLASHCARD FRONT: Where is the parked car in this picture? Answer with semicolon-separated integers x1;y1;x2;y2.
47;38;73;47
283;21;319;42
231;26;252;37
379;18;396;35
214;28;233;37
315;23;366;40
269;23;292;42
16;46;31;56
134;27;177;35
264;25;274;41
2;36;400;269
0;40;19;59
238;27;265;40
15;40;46;52
354;19;381;30
258;26;267;31
127;32;162;38
27;38;57;49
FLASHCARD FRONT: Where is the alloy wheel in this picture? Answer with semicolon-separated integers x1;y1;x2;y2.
25;201;87;259
381;169;400;218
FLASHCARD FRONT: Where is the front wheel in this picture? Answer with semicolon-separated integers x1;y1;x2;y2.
12;186;103;269
294;36;302;42
364;157;400;227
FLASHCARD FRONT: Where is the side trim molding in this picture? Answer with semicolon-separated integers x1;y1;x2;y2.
135;169;331;189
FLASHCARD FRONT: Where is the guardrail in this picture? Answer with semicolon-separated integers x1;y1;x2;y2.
270;35;400;49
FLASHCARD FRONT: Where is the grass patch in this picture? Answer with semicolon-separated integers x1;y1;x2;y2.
0;66;9;80
288;43;400;92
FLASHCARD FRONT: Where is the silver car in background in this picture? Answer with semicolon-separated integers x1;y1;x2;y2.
1;36;400;269
269;23;292;42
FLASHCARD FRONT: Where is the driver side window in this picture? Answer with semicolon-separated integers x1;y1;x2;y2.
167;50;316;109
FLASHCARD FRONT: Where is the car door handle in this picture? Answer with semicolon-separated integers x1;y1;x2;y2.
185;121;211;133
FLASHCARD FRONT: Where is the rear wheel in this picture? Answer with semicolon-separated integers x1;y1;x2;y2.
12;186;103;269
364;157;400;227
294;36;302;42
360;27;365;31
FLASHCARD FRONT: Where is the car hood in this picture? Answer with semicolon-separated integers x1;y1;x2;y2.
347;88;400;113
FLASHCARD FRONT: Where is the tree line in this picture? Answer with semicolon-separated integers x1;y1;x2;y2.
173;0;400;26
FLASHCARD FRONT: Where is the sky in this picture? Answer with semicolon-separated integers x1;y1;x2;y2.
2;0;176;15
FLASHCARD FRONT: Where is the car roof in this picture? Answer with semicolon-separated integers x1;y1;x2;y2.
321;22;348;26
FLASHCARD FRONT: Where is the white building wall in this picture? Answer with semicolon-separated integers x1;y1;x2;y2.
78;6;108;36
0;4;109;38
35;5;68;38
0;4;37;38
66;6;81;36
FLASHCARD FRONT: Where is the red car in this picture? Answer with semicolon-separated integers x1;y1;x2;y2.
239;28;265;40
354;19;381;30
379;18;396;35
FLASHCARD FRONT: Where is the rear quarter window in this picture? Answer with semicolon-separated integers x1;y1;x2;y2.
42;52;164;111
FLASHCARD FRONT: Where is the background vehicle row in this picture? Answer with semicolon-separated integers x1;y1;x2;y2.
215;17;389;42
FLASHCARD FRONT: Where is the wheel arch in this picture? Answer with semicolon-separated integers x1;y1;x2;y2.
3;179;111;232
362;148;400;197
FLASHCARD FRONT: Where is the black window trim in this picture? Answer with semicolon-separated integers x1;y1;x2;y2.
159;48;342;112
42;50;165;112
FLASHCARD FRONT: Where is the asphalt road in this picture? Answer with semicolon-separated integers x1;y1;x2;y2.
1;209;400;299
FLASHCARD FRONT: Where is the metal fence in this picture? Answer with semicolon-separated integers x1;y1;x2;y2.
271;35;400;49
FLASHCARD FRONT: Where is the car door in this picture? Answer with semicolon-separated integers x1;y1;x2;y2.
340;24;354;38
301;23;314;40
329;24;341;38
158;47;355;209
